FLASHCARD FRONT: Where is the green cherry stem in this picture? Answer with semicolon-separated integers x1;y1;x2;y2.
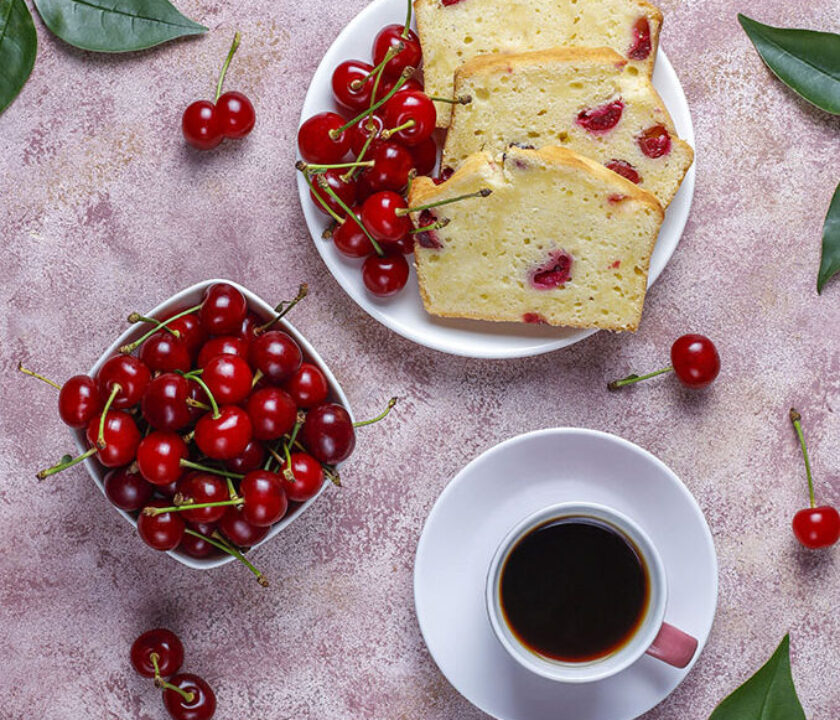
396;189;492;217
401;0;411;38
17;363;62;390
126;313;179;337
353;397;397;427
607;366;673;391
317;176;385;256
380;119;415;140
254;284;309;335
210;530;269;587
121;304;202;354
144;498;242;516
183;374;220;418
97;384;121;449
342;124;378;182
301;171;345;224
789;409;816;508
296;160;374;173
410;217;450;234
429;95;472;105
330;66;415;139
155;669;196;703
215;31;241;103
36;447;97;480
179;458;244;480
350;43;404;90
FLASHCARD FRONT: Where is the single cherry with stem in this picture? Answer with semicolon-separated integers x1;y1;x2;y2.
142;373;195;432
105;466;155;511
789;409;840;549
136;431;189;487
607;334;721;390
199;283;248;335
380;90;437;146
371;0;421;79
18;364;102;428
189;374;253;460
298;112;351;164
280;451;324;503
97;355;151;409
332;209;375;258
162;673;216;720
249;331;303;384
138;499;186;551
362;252;410;296
130;628;185;678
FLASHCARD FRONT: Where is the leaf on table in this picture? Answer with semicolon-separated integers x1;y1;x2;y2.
32;0;206;53
738;14;840;115
0;0;37;114
708;635;806;720
818;183;840;294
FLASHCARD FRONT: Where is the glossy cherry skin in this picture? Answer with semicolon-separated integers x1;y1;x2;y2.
332;59;375;111
310;168;357;218
130;628;184;678
348;114;384;156
411;137;438;176
360;191;411;243
300;403;356;465
333;210;375;258
225;440;265;474
58;375;101;428
237;312;262;345
284;363;329;408
96;355;151;409
197;336;249;369
249;331;302;383
298;112;350;164
183;101;222;150
362;252;410;296
670;334;720;388
86;412;141;467
792;506;840;549
179;523;218;559
138;500;185;551
381;91;436;146
202;354;253;405
638;125;671;158
163;673;216;720
219;507;269;547
371;24;422;78
216;91;255;139
104;467;154;511
177;473;230;524
363;141;414;192
246;387;297;441
194;405;253;460
142;373;192;432
240;470;288;526
136;431;188;487
281;452;324;503
165;313;206;358
200;283;248;336
140;332;192;373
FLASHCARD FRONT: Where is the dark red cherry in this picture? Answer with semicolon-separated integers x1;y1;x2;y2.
202;354;253;405
240;470;288;527
249;331;302;383
182;101;222;150
605;159;642;184
381;90;436;146
194;405;253;460
309;169;357;218
200;283;248;336
216;90;255;139
225;440;265;474
177;473;230;524
237;312;262;345
638;125;671;158
371;25;422;79
86;411;141;467
140;332;192;373
628;17;652;61
298;112;350;164
375;76;424;104
58;375;101;428
104;467;154;512
136;431;188;487
670;334;720;388
179;525;218;559
363;141;414;192
283;363;329;408
165;313;206;358
362;252;410;296
300;403;356;464
576;99;624;134
411;137;438;176
333;210;375;258
332;59;375;111
360;191;412;243
142;373;193;431
138;500;185;551
219;507;270;547
392;233;415;255
348;114;384;157
96;355;151;409
197;336;249;369
130;628;184;678
162;673;216;720
246;387;297;441
281;452;324;503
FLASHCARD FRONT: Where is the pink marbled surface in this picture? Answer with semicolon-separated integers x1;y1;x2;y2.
1;0;839;718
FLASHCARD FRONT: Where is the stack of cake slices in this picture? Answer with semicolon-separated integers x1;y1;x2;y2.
410;0;693;331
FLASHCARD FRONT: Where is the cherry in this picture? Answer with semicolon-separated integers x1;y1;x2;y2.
140;332;192;373
628;17;652;61
138;499;185;551
309;169;357;218
177;473;230;524
284;363;329;409
607;334;720;390
529;250;573;290
392;233;416;255
360;191;411;243
411;137;438;176
199;283;248;336
376;76;424;103
225;440;265;474
362;252;410;296
142;373;193;432
195;405;253;460
240;470;288;526
182;101;223;150
97;355;151;409
197;336;249;369
219;507;269;547
381;90;436;146
104;466;154;511
165;313;206;358
249;330;302;383
162;673;216;720
179;525;218;559
136;431;189;487
130;628;184;678
606;159;642;184
298;112;350;164
576;99;624;134
58;375;101;428
332;59;376;111
638;125;671;158
237;312;262;345
86;411;141;467
348;114;384;156
157;479;180;498
281;452;324;503
371;25;422;79
202;354;253;405
355;171;378;204
216;91;255;139
246;387;297;441
333;210;375;258
363;141;414;192
300;403;356;465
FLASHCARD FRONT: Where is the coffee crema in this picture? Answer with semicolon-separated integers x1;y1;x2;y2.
499;515;649;663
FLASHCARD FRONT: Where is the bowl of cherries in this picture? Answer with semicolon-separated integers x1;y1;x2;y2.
24;280;395;583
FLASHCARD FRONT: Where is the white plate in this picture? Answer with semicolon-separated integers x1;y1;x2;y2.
296;0;696;357
413;428;717;720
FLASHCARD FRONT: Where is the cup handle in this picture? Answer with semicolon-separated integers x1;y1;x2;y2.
645;622;698;668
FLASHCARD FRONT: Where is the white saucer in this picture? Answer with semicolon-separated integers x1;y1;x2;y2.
413;429;717;720
296;0;696;358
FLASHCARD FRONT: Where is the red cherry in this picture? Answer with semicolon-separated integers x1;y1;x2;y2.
197;336;249;369
138;500;185;551
177;473;230;524
86;411;141;467
157;479;180;498
371;25;422;79
362;252;410;296
283;363;329;408
333;210;375;258
182;101;222;150
411;137;438;176
194;405;253;460
162;673;216;720
638;125;671;158
309;169;357;218
179;522;218;559
376;76;424;103
142;373;193;432
237;312;262;345
130;628;184;678
576;99;624;134
219;507;269;547
136;431;188;487
140;332;192;373
605;159;642;184
281;452;324;503
392;233;415;255
249;330;302;383
200;283;248;336
793;507;840;549
165;313;206;358
381;90;436;146
96;355;151;409
332;59;375;111
300;403;356;465
104;466;154;511
246;387;297;441
670;334;720;388
363;141;414;192
298;112;350;164
225;440;265;474
628;17;652;61
202;354;253;405
360;191;411;243
216;91;255;139
240;470;288;526
58;375;101;428
348;114;384;156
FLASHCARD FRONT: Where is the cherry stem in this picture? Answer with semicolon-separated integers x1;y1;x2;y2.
209;530;269;586
214;31;241;103
150;653;163;684
397;188;492;216
381;118;415;140
254;284;309;334
97;384;121;449
36;447;97;480
301;171;344;225
410;217;450;234
296;160;374;173
402;0;411;38
342;123;379;182
429;95;472;105
186;398;210;411
179;458;244;480
121;304;202;354
156;674;195;704
183;374;220;418
126;313;179;337
17;363;62;390
607;366;673;391
789;409;816;508
317;176;385;256
251;369;264;388
349;43;404;90
330;66;414;138
353;397;397;427
145;498;242;516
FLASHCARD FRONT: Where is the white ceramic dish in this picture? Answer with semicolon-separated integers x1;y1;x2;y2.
72;278;353;570
413;428;717;720
296;0;696;358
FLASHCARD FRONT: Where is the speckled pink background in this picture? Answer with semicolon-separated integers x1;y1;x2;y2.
1;1;839;718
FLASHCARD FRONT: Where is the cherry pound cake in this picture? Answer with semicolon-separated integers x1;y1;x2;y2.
414;0;663;127
408;145;664;331
442;47;693;207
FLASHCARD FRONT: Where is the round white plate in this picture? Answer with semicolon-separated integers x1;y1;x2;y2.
413;429;717;720
297;0;696;357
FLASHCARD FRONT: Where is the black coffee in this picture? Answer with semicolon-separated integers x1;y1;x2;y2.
499;516;648;662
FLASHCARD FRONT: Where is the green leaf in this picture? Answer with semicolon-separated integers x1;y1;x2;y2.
818;183;840;293
709;635;806;720
738;14;840;115
0;0;37;114
32;0;206;53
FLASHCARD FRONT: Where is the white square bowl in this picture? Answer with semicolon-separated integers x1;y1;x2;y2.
71;278;353;570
